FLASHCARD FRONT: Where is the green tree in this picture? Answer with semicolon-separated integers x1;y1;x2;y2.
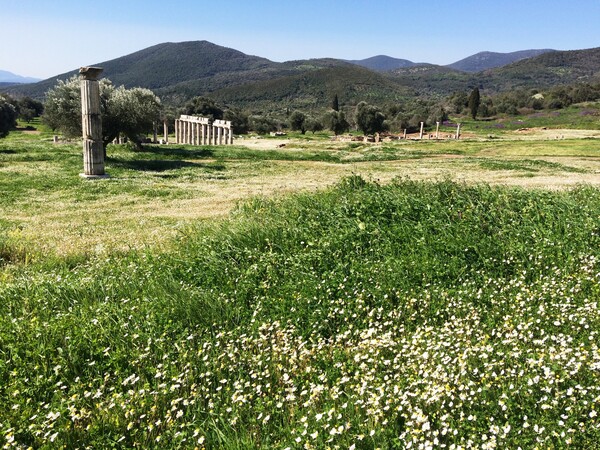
289;110;307;134
449;91;468;114
105;86;162;146
43;76;161;148
249;115;277;135
44;76;114;139
468;87;481;120
355;102;386;135
427;104;448;125
305;116;324;134
224;108;249;134
0;95;18;138
17;97;44;122
183;96;223;120
325;110;350;135
331;94;339;112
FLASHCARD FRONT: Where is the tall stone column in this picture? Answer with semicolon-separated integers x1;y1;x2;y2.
436;122;440;139
80;67;106;177
419;122;424;140
456;123;461;140
217;126;222;145
163;119;169;144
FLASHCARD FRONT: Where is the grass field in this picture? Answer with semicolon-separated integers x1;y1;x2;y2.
1;118;600;448
1;119;599;261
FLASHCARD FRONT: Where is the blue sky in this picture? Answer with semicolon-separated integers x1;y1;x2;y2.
2;0;600;79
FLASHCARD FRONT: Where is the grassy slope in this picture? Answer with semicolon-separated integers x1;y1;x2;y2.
1;121;600;447
1;177;599;448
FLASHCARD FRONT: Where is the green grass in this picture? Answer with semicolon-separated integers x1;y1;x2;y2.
459;103;600;134
1;175;600;448
0;83;595;446
473;158;589;173
1;124;599;266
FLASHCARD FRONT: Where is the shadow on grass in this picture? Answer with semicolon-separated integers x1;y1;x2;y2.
107;158;216;172
138;146;216;159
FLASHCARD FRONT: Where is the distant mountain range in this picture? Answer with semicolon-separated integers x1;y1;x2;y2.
3;41;600;112
0;70;41;84
347;55;417;72
445;49;555;72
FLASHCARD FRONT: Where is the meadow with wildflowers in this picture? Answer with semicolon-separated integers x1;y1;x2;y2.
1;173;600;449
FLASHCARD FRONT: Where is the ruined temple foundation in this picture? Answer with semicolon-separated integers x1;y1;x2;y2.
174;115;234;145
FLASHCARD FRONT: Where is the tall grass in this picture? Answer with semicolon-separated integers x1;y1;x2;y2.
1;178;600;448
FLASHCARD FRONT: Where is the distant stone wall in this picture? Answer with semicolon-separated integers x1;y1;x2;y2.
175;115;233;145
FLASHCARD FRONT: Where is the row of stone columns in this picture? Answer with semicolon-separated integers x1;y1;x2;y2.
418;121;461;140
175;115;234;145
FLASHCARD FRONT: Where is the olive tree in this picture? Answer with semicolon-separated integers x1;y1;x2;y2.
183;96;223;120
324;110;350;135
104;86;162;145
355;101;386;135
289;110;307;134
223;108;249;134
0;95;18;138
43;76;161;147
305;116;324;134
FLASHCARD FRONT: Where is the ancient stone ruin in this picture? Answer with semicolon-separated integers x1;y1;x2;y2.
175;115;234;145
79;66;107;177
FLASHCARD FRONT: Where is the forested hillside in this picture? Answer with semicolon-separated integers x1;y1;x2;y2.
3;41;600;112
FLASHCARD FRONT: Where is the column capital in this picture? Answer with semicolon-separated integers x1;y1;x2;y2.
79;67;104;80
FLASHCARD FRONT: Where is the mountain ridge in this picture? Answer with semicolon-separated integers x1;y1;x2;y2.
446;49;556;72
0;69;40;84
3;41;600;110
347;55;417;72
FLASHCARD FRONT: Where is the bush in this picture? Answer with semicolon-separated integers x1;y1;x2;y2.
0;95;18;138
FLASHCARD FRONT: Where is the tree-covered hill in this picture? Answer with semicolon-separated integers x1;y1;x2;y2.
446;49;555;73
387;47;600;96
3;41;288;100
208;65;413;113
388;64;475;96
347;55;417;71
477;47;600;91
4;41;600;110
154;58;351;105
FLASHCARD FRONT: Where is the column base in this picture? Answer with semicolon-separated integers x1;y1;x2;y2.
80;173;110;179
